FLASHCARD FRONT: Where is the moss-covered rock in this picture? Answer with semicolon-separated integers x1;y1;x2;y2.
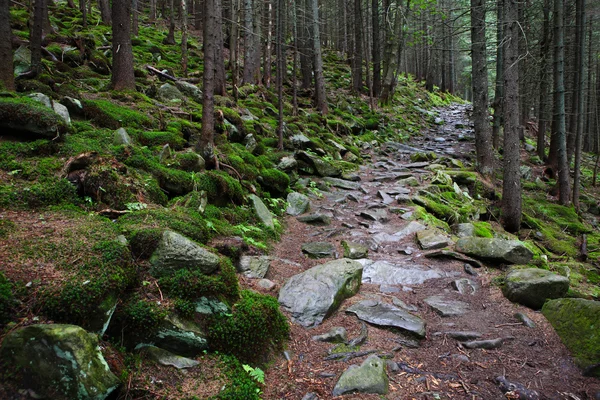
542;298;600;375
0;324;120;400
0;96;69;139
455;237;533;265
503;268;569;309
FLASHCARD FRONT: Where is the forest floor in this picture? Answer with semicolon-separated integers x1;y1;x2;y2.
254;104;600;400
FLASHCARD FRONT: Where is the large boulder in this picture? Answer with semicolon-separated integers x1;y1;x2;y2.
150;230;220;277
296;150;341;177
0;97;69;139
542;298;600;376
278;259;363;327
286;192;310;216
455;237;533;264
174;81;203;103
157;83;184;102
346;299;426;338
0;324;120;400
332;355;389;396
503;268;569;309
249;194;275;230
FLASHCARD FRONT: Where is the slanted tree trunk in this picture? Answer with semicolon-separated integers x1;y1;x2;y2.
311;0;327;114
98;0;111;24
573;0;586;210
470;0;494;175
198;0;218;162
0;0;14;90
553;0;570;205
164;0;176;44
537;0;550;160
181;0;188;76
111;0;136;91
492;0;504;149
501;0;521;233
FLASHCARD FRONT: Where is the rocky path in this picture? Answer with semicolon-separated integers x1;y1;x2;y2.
256;104;600;399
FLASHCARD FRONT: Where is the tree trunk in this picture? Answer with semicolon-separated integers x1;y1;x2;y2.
98;0;111;24
276;0;283;149
492;0;504;149
298;0;312;89
351;0;363;93
230;0;240;99
198;0;218;162
380;0;407;105
501;0;521;233
470;0;494;176
0;0;14;91
553;0;570;205
30;0;44;77
311;0;327;113
194;0;201;29
165;0;176;44
573;0;586;210
79;0;87;27
242;0;261;84
181;0;188;76
150;0;157;20
292;0;298;115
132;0;139;36
372;0;381;97
214;0;226;94
264;0;273;88
111;0;136;91
537;0;550;160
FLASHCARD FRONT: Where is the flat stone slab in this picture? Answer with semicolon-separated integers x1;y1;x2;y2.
238;255;271;278
332;355;389;396
342;240;369;259
138;345;200;369
452;278;478;295
286;192;310;216
362;260;447;286
302;242;336;259
297;213;332;226
424;295;470;317
346;300;426;338
279;259;363;327
417;229;451;250
455;237;533;265
372;221;426;244
323;177;361;190
360;208;389;222
312;327;348;343
503;268;569;309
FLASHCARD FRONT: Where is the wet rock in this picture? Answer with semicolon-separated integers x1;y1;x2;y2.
0;324;120;400
542;298;600;375
249;194;275;230
514;312;536;328
52;102;71;125
302;242;336;259
332;355;389;396
372;221;426;244
286;192;310;215
363;260;446;286
137;345;200;369
391;297;418;312
451;278;478;295
346;300;426;338
150;230;220;277
157;83;184;102
455;237;533;265
463;337;512;349
194;297;229;315
496;376;540;400
238;255;271;278
152;314;208;357
445;331;482;341
454;223;476;238
113;127;132;145
297;213;331;226
323;177;361;190
403;162;430;169
377;190;395;205
380;284;400;293
244;134;257;152
503;268;569;309
312;327;348;343
395;193;412;204
360;208;389;222
416;229;450;250
278;259;363;327
341;240;369;259
424;295;470;317
61;96;84;116
28;92;52;108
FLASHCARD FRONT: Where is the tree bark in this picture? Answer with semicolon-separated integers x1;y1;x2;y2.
573;0;586;210
0;0;14;91
165;0;177;44
132;0;139;36
181;0;188;76
351;0;363;93
372;0;381;97
198;0;218;161
492;0;504;149
214;0;226;94
30;0;44;77
552;0;570;205
470;0;494;175
242;0;262;84
98;0;111;24
311;0;327;114
298;0;313;89
537;0;550;160
501;0;522;233
111;0;136;91
276;0;284;149
79;0;87;28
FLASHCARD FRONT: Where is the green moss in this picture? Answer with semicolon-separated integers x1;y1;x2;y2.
259;168;290;195
0;177;79;209
207;290;289;364
0;96;69;138
196;171;245;206
121;298;167;338
524;197;591;235
472;221;494;238
0;219;16;239
216;355;262;400
139;130;185;149
522;213;578;257
0;272;15;325
413;206;450;232
82;99;153;129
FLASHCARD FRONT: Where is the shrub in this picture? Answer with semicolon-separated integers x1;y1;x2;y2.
208;290;289;364
0;272;15;325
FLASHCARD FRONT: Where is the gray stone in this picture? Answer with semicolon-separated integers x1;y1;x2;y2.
455;223;476;238
424;295;470;317
451;278;478;295
380;284;400;293
28;92;52;108
286;192;310;216
377;191;394;205
249;194;275;230
61;96;84;116
341;172;361;181
238;255;271;278
312;327;348;343
445;331;482;341
463;338;510;349
514;312;536;328
455;237;533;265
416;229;450;250
332;355;389;396
257;279;276;290
0;324;120;400
88;293;118;336
302;392;318;400
302;242;336;259
278;259;363;327
297;213;331;226
138;345;200;369
153;314;208;357
278;156;298;171
323;177;361;190
296;150;341;177
174;80;203;102
341;240;369;259
391;297;418;312
157;83;184;102
360;208;389;222
150;230;220;277
194;297;229;315
14;45;31;75
244;134;257;153
52;102;71;125
291;134;311;149
362;260;446;286
464;264;478;276
113;127;132;145
396;176;420;187
346;300;426;338
503;268;569;309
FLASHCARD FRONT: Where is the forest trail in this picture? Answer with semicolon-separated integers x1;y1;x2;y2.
258;104;600;399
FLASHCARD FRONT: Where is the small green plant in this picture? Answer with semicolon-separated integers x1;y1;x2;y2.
0;272;15;325
242;364;265;384
125;202;147;211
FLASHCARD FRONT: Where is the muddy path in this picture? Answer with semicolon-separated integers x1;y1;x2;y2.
257;104;600;400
